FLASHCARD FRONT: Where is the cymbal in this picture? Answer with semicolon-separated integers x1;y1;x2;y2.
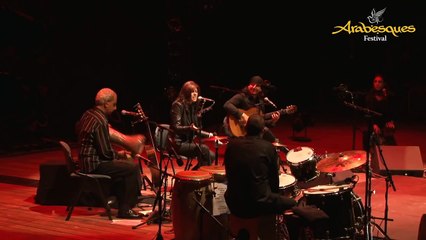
204;136;228;142
317;150;367;173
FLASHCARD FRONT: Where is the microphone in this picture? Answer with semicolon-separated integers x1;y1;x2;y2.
121;110;140;117
198;96;215;102
263;97;277;108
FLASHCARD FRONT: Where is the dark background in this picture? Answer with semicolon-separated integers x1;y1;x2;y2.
1;1;425;153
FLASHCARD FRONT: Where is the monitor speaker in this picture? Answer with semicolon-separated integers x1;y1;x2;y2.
372;146;424;177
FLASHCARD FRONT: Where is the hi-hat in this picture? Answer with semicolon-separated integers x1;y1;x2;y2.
204;136;228;142
317;150;367;173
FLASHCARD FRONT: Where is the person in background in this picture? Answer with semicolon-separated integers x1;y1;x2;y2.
75;87;141;219
224;114;297;239
363;73;397;149
169;80;215;170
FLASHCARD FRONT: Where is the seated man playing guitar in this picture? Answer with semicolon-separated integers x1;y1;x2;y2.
223;75;297;143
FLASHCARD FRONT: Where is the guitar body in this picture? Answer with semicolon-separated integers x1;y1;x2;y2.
227;105;297;137
227;108;261;137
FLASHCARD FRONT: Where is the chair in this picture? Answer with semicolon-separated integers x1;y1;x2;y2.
58;140;113;221
154;124;194;172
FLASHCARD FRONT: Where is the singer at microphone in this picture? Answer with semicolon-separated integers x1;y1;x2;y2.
170;80;216;170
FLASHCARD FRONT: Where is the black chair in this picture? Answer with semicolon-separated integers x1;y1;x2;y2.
154;124;194;172
58;140;113;221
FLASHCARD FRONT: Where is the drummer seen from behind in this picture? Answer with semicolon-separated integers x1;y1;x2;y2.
224;114;297;240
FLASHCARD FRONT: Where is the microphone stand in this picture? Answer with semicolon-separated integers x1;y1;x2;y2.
347;91;358;150
130;104;170;240
370;133;396;237
342;101;392;239
195;100;215;167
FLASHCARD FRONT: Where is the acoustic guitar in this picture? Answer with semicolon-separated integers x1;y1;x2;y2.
227;105;297;137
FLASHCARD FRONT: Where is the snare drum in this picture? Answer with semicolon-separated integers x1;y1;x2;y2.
278;173;299;198
286;146;319;182
171;170;228;240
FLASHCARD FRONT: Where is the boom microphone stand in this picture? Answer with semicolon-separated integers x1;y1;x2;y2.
369;132;396;238
342;101;393;239
129;104;171;240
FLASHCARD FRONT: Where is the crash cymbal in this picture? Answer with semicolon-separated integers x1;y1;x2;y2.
317;150;367;173
204;135;228;142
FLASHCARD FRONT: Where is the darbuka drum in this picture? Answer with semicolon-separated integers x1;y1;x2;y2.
279;173;299;198
171;170;228;240
286;146;319;182
199;165;227;183
300;184;364;239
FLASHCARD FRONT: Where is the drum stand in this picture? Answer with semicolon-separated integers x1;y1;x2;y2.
191;195;228;235
364;119;396;240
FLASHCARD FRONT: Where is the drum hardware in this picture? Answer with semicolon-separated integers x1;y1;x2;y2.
325;173;335;185
191;195;228;235
272;142;290;153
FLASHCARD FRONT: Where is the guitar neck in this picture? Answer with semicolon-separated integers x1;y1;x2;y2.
264;108;289;119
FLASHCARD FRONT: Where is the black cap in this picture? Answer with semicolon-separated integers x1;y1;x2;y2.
249;75;264;85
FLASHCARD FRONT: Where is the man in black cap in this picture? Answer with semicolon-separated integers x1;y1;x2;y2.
223;75;282;142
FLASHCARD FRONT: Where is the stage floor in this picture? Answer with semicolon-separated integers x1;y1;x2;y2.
0;118;425;239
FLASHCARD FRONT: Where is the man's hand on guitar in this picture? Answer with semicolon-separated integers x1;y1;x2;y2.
271;112;280;123
239;113;249;127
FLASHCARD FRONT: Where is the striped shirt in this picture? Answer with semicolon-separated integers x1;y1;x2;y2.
76;108;116;173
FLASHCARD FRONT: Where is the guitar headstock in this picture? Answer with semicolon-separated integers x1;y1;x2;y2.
283;105;297;114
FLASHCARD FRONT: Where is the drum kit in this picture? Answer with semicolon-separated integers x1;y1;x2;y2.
170;142;368;239
279;146;368;239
